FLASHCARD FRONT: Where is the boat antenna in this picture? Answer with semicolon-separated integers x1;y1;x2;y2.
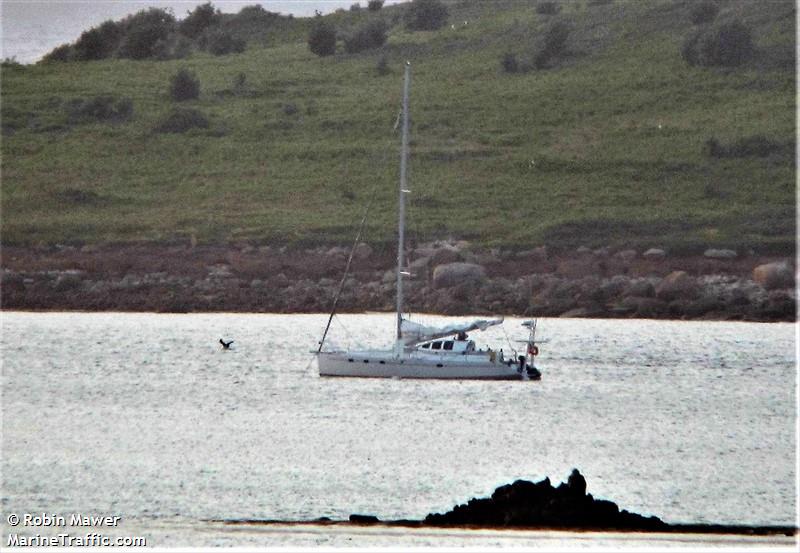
396;62;411;350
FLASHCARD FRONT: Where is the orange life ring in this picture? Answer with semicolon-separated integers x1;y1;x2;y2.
529;345;539;356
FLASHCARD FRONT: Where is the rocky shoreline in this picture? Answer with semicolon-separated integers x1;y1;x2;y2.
219;469;796;536
1;242;795;321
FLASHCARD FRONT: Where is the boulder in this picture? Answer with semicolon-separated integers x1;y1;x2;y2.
614;249;637;261
556;258;598;279
642;248;666;259
353;242;373;259
430;247;462;266
625;279;656;298
567;468;587;496
409;256;431;272
597;275;629;302
349;514;379;524
271;273;289;288
656;271;698;301
516;246;548;262
432;262;486;289
752;261;794;290
704;248;737;259
619;296;668;317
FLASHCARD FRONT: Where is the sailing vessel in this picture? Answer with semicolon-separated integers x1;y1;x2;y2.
316;63;541;380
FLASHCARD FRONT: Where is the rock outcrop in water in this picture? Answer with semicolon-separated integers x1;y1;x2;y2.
422;469;667;530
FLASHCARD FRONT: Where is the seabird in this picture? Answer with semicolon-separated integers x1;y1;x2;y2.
219;339;234;350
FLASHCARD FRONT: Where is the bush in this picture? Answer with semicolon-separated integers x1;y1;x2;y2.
206;31;246;55
501;52;520;73
350;3;361;11
233;72;247;93
179;2;221;38
66;95;133;123
74;20;124;60
683;20;754;67
154;108;209;133
236;5;274;19
308;21;337;56
169;68;200;101
404;0;448;31
376;54;390;75
117;8;176;60
690;1;719;25
536;2;560;15
534;20;571;69
344;19;388;53
1;57;23;68
705;135;782;158
42;44;72;63
368;0;384;11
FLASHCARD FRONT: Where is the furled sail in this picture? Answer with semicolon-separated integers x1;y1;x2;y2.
400;318;504;346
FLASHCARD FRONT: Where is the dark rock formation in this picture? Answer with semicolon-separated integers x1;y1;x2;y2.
423;469;667;531
349;514;380;524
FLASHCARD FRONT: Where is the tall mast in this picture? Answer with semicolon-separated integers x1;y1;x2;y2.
396;62;410;347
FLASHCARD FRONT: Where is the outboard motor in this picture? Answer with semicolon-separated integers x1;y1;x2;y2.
526;365;542;380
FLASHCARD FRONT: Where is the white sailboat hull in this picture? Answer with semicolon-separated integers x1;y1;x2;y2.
317;350;528;380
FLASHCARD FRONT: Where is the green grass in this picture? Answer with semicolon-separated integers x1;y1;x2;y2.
1;0;795;253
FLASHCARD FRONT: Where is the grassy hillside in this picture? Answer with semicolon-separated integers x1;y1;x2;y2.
1;0;795;254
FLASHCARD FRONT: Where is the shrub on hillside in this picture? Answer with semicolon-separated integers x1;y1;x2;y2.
206;31;246;55
117;8;176;60
1;57;23;68
501;52;520;73
705;135;782;158
236;5;274;19
42;44;73;63
682;20;754;67
344;19;388;53
308;21;337;56
690;1;719;25
368;0;384;11
536;2;561;15
74;20;124;60
350;3;362;11
534;20;571;69
404;0;448;31
154;108;209;133
376;54;390;75
169;68;200;101
66;95;133;123
179;2;221;38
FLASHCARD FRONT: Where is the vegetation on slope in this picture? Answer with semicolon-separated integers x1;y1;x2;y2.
1;0;795;254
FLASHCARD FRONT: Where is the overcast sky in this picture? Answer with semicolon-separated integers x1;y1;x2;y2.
1;1;405;63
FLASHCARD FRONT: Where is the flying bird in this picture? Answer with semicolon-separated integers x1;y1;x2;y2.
219;339;234;350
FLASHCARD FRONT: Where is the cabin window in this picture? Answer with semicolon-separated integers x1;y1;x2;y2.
443;341;454;350
421;343;430;349
431;341;442;350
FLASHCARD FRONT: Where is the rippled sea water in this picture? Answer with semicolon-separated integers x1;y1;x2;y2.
1;312;795;547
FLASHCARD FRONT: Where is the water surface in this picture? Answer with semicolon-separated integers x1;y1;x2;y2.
1;312;795;546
